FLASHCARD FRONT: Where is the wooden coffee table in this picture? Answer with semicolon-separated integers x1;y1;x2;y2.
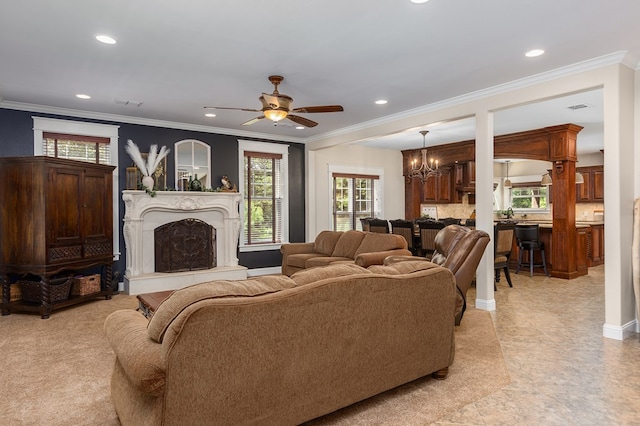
137;290;174;319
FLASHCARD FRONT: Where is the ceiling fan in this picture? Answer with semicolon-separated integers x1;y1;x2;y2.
204;75;344;128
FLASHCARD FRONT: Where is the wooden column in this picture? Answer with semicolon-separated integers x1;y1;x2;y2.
548;125;585;278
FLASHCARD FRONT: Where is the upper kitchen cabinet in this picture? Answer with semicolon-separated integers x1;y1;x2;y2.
422;167;452;204
576;165;604;203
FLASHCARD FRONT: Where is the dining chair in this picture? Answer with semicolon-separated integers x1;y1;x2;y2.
389;219;417;255
368;218;390;234
417;220;446;259
514;224;549;277
359;217;373;232
494;222;516;288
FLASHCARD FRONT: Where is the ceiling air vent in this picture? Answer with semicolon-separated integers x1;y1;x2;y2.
567;104;588;110
114;99;144;107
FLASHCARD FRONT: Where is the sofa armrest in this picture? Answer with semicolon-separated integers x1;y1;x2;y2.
280;242;315;255
354;249;412;268
104;309;166;396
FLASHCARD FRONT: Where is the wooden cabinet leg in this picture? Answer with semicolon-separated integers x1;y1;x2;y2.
1;274;10;316
39;277;52;319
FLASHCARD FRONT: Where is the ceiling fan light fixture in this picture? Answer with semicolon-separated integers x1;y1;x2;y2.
264;109;288;122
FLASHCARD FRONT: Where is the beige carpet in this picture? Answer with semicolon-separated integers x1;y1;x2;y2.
0;296;509;425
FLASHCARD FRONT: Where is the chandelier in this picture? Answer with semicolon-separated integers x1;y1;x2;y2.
410;130;441;182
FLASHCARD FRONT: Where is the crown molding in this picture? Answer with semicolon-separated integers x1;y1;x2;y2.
0;52;632;147
0;100;306;144
306;51;629;145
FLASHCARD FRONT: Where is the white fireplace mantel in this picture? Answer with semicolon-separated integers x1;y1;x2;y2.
122;190;247;294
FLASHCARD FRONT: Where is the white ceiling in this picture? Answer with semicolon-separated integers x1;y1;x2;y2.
1;1;638;155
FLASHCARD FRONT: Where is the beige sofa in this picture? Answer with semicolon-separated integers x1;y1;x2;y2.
280;229;412;276
105;261;457;426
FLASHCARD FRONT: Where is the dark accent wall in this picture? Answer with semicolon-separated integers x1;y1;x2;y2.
0;108;306;277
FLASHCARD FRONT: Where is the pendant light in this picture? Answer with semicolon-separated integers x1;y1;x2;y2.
541;173;552;186
503;160;512;189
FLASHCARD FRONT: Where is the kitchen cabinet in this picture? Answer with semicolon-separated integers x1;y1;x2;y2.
454;161;475;203
422;167;452;203
588;223;605;266
576;165;604;203
0;156;115;318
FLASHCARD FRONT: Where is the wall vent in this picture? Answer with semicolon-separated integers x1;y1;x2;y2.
567;104;588;110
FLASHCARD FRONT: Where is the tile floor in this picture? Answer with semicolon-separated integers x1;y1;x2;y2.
434;265;640;425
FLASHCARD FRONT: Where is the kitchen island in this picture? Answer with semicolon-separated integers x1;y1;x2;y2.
507;221;604;277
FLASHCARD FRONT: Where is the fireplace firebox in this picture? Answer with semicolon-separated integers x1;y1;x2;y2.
155;218;216;273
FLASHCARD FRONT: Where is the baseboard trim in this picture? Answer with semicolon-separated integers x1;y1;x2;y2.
475;298;496;312
247;266;282;277
602;320;638;340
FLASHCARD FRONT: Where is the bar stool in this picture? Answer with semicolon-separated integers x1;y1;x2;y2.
515;224;549;277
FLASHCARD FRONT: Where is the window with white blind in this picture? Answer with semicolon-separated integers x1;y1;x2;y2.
238;140;289;251
332;172;381;231
43;132;110;164
509;182;550;211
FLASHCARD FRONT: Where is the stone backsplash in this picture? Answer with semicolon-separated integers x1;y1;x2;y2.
432;201;604;222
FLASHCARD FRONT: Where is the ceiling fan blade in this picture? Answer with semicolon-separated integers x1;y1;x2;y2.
204;106;262;112
261;93;280;109
287;114;318;128
290;105;344;114
241;116;266;126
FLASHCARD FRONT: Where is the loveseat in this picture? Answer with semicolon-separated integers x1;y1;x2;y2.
280;229;412;276
105;261;457;425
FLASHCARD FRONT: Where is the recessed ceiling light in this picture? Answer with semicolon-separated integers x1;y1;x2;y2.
296;126;305;130
375;100;388;105
96;34;117;45
205;113;216;117
410;0;430;3
525;49;545;58
76;94;91;99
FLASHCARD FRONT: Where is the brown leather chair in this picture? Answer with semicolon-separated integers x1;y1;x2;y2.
386;224;490;326
430;225;490;325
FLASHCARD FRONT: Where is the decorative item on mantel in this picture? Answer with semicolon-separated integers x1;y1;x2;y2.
124;139;170;195
217;175;238;192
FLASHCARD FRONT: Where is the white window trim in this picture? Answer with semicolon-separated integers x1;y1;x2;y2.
328;164;384;231
33;117;121;261
174;139;211;189
238;140;289;252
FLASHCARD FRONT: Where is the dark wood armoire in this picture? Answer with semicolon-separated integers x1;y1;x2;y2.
0;156;115;318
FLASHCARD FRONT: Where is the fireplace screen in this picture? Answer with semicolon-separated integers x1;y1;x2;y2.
154;218;216;273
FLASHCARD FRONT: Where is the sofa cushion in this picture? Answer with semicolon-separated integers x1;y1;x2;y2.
354;232;407;257
148;275;297;343
331;230;366;258
291;263;372;286
287;253;329;269
304;256;353;269
368;259;441;275
314;230;343;255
